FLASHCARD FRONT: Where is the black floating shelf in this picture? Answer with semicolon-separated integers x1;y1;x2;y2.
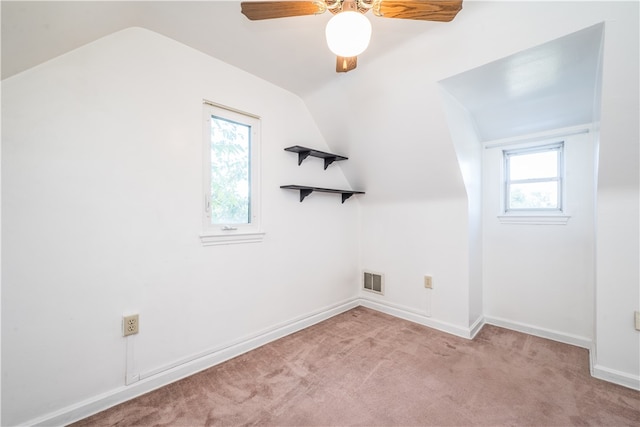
284;145;348;170
281;185;365;203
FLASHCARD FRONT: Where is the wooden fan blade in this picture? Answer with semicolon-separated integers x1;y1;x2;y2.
241;1;325;20
375;0;462;22
336;56;357;72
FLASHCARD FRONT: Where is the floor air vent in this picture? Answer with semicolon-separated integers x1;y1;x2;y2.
363;271;384;295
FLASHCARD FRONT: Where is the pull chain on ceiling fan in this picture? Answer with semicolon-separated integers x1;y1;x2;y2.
241;0;463;72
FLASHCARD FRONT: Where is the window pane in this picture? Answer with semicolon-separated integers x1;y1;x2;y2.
509;181;558;209
509;150;558;180
209;115;250;225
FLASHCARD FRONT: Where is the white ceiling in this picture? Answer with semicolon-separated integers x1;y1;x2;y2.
1;1;449;97
2;1;605;143
2;1;609;202
440;22;603;142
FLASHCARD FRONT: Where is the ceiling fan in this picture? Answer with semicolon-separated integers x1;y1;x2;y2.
241;0;463;72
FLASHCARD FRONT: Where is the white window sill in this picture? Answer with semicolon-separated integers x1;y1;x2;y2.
498;214;571;225
200;231;265;246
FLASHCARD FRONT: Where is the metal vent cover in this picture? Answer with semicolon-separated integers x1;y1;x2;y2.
363;271;384;294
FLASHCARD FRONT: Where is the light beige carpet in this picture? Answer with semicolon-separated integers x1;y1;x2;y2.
72;307;640;426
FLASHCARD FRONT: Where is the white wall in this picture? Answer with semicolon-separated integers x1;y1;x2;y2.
595;188;639;386
594;2;640;385
482;129;597;346
359;198;470;330
1;28;361;425
304;19;475;334
438;89;484;327
304;0;639;386
2;3;638;424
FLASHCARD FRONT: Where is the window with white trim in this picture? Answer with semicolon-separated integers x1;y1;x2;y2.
503;142;564;213
200;102;263;246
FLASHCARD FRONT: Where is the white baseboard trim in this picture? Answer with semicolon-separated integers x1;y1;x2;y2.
590;345;640;391
591;364;640;391
478;317;639;391
28;298;360;427
359;298;479;339
484;315;592;349
27;300;632;427
469;315;486;339
137;297;357;381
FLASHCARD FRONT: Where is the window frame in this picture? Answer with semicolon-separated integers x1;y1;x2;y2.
200;101;264;246
503;142;564;213
497;140;570;225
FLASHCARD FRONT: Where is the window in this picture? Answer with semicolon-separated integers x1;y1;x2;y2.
200;102;263;246
503;142;564;213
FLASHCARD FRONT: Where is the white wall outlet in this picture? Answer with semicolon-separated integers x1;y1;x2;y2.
123;314;139;337
635;311;640;331
424;275;433;289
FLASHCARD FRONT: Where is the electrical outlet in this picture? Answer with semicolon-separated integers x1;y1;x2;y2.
635;311;640;331
424;275;433;289
123;314;139;337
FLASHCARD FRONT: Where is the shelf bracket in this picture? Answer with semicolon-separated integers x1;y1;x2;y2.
299;188;314;202
297;150;311;166
324;156;338;170
341;192;354;204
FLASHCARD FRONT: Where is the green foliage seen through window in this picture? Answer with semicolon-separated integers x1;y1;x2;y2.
209;115;250;224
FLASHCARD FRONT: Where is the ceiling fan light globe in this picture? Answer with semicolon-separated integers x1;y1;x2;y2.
325;11;372;57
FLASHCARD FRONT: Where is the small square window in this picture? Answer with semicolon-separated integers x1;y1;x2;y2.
504;143;563;212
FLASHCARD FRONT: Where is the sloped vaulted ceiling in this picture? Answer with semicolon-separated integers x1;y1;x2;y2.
2;1;631;202
1;1;438;97
440;23;604;143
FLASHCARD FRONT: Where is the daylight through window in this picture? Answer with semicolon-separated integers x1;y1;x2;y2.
201;102;262;245
504;143;563;212
209;115;251;225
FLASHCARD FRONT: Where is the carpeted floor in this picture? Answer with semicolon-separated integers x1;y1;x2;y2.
72;307;640;426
